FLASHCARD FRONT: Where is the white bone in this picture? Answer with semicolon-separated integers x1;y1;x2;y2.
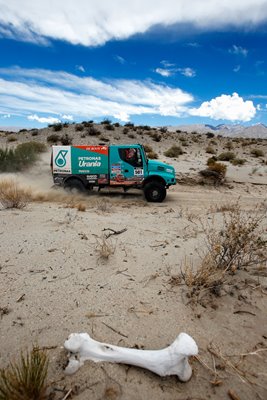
64;332;198;382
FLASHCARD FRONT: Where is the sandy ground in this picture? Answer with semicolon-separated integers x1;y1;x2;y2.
0;126;267;400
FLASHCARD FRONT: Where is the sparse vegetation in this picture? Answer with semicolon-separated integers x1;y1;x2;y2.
230;158;246;166
180;202;267;303
95;235;116;260
0;142;46;172
86;126;101;136
147;151;158;159
164;145;183;158
205;146;216;154
0;346;49;400
47;134;60;143
250;148;264;158
217;152;236;161
7;135;17;142
60;133;72;145
50;123;63;132
0;180;31;209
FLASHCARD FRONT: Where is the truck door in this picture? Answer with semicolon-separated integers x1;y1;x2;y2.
109;146;145;186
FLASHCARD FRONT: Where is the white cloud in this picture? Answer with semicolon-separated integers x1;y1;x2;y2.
114;55;126;64
229;45;248;57
233;65;241;72
76;65;85;73
178;67;196;77
190;93;256;122
155;65;196;78
61;114;73;121
0;67;193;122
0;1;267;46
27;114;61;124
155;68;173;77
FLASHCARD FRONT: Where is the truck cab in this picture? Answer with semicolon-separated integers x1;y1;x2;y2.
52;144;176;202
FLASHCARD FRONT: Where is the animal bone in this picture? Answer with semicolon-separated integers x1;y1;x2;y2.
64;332;198;382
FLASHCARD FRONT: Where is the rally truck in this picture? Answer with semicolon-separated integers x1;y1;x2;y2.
51;144;176;202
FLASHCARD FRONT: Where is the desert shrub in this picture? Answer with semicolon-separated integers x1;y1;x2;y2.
128;133;136;139
199;162;227;185
19;129;28;133
225;141;233;150
82;120;94;127
159;127;167;133
230;158;246;166
206;146;216;154
0;142;46;172
138;125;151;131
206;132;215;138
95;235;116;260
181;203;267;302
0;346;49;400
51;123;63;132
207;156;218;165
60;133;72;145
207;162;227;177
0;180;31;209
164;145;183;158
101;118;112;125
147;151;158;159
217;151;236;161
75;124;84;131
143;144;153;153
99;136;109;142
105;124;115;131
7;135;17;142
31;130;38;136
86;126;101;136
150;132;162;142
122;127;129;135
47;134;60;143
113;122;120;127
250;148;264;158
124;122;134;128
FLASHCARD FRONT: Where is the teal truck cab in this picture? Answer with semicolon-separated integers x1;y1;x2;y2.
51;144;176;202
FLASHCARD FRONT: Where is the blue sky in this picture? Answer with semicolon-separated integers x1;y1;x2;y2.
0;0;267;128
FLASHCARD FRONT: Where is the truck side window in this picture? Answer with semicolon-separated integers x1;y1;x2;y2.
119;148;142;167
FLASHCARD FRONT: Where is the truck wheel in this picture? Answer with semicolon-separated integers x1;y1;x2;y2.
64;178;85;194
144;182;166;202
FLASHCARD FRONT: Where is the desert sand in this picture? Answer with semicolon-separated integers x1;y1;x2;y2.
0;123;266;400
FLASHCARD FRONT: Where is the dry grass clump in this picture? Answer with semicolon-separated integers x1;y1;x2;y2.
147;151;158;159
199;161;227;185
250;148;264;158
0;180;32;209
205;146;216;154
164;145;183;158
181;203;267;302
143;144;153;153
0;346;49;400
95;236;116;260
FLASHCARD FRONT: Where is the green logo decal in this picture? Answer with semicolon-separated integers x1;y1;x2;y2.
55;150;68;167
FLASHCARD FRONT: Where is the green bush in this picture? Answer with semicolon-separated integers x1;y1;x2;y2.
0;142;46;172
60;133;72;145
217;152;236;161
47;134;60;143
87;126;101;136
164;145;183;158
250;148;264;158
230;158;246;166
206;146;216;154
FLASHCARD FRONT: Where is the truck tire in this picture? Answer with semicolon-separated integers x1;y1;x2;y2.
64;178;85;194
144;181;166;202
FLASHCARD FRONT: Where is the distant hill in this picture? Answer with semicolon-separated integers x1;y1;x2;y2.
168;123;267;138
